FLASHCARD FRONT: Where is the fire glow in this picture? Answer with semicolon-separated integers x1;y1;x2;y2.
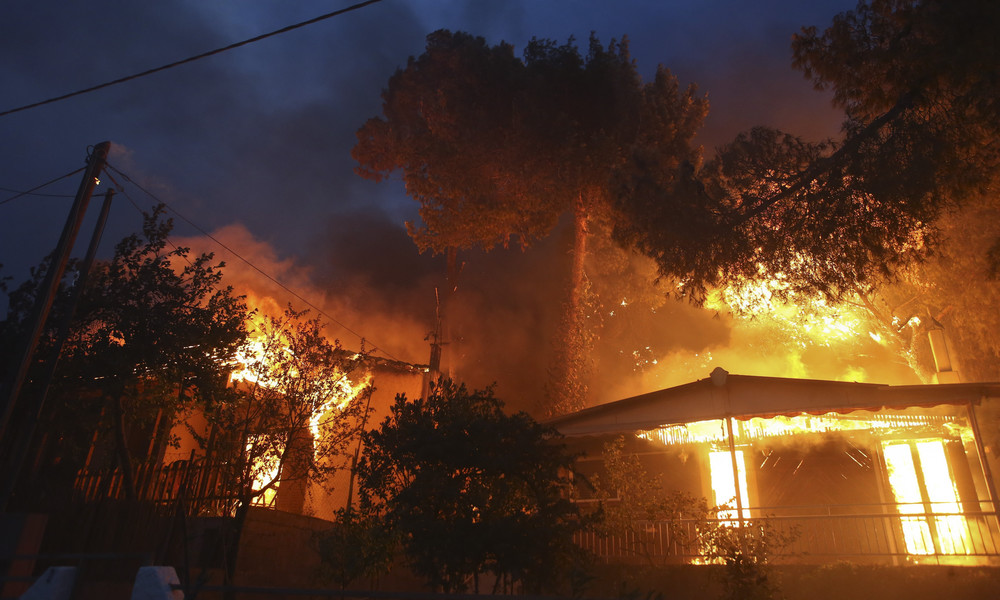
229;308;373;507
883;439;971;556
639;410;980;558
637;412;969;447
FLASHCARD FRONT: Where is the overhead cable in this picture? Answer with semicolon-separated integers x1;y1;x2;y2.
0;0;385;118
0;168;85;206
0;187;75;199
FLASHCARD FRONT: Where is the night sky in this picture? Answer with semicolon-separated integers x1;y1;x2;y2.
3;1;904;410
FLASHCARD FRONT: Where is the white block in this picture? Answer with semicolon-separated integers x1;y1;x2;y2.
130;566;183;600
19;566;76;600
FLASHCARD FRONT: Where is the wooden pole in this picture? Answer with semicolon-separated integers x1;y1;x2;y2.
0;142;110;444
0;142;109;510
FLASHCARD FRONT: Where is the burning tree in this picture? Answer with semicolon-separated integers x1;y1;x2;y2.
354;30;706;416
196;305;373;587
607;0;1000;390
620;0;999;306
789;0;1000;384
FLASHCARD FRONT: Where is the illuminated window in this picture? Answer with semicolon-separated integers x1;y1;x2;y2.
709;449;751;523
882;439;970;555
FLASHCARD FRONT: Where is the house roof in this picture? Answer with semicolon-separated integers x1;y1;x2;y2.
546;369;1000;437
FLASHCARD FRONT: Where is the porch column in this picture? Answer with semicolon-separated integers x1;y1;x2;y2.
725;415;746;528
966;399;1000;522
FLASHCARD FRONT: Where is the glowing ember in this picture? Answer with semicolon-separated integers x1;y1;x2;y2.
638;412;970;446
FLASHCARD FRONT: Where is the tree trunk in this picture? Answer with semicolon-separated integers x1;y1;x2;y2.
443;246;463;380
569;194;589;328
546;192;592;416
223;497;251;600
109;389;137;500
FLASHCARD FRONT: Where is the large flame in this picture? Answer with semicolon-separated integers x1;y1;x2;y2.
228;298;373;507
883;439;971;555
308;374;372;441
606;273;921;402
709;449;751;523
638;412;971;447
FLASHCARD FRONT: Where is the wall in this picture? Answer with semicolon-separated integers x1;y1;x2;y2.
585;563;1000;600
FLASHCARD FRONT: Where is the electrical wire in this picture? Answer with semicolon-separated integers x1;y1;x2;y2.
0;168;84;206
0;0;385;118
0;187;74;199
103;163;402;362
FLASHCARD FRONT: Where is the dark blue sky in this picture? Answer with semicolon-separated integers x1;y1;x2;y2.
2;1;888;404
1;0;849;276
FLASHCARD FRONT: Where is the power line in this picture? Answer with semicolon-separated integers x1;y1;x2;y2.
0;169;85;206
0;0;386;118
0;187;75;199
103;163;401;362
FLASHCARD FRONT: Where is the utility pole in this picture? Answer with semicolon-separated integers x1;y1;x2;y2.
0;142;110;502
3;190;116;509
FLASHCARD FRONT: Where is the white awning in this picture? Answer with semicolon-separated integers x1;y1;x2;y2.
546;372;1000;437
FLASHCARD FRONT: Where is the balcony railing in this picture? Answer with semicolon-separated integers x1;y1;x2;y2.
575;503;1000;565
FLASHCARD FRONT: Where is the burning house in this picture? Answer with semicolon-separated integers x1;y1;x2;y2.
550;368;1000;565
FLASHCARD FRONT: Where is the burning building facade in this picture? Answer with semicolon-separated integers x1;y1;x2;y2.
550;369;1000;565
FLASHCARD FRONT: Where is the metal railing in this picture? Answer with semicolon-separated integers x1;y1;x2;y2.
575;503;1000;564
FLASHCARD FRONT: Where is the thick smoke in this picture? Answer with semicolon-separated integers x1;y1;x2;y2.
178;201;923;420
4;0;886;415
173;221;435;365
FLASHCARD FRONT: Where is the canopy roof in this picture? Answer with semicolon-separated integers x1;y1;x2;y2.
547;370;1000;437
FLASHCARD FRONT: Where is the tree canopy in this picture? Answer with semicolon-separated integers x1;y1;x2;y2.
354;29;705;256
354;30;706;414
618;0;1000;303
0;206;248;505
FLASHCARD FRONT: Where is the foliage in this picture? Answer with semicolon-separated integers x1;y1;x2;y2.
595;437;797;600
73;205;247;391
619;0;1000;305
697;516;797;600
0;206;248;503
198;306;372;512
355;379;587;593
844;189;1000;383
312;507;397;589
354;29;707;414
355;31;706;255
775;0;1000;382
2;205;247;407
591;436;703;566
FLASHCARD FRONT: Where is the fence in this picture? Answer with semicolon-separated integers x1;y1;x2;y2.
575;503;1000;565
72;456;244;517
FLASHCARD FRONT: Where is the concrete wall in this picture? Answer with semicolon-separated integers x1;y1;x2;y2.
585;563;1000;600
